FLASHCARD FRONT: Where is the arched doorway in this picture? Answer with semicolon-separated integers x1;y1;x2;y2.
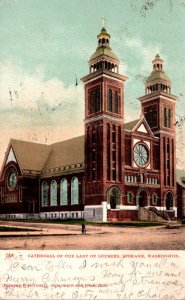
138;189;148;207
165;192;173;210
108;187;121;209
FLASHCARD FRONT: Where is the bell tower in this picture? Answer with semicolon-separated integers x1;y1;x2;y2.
81;26;127;221
138;54;178;213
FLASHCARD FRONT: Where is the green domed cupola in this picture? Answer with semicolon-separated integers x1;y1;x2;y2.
145;54;171;95
89;25;120;74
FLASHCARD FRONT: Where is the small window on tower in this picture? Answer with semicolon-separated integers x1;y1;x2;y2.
152;110;157;127
163;107;172;128
112;125;116;143
90;92;95;114
96;90;100;112
114;91;119;113
145;111;150;126
163;107;167;127
168;109;171;128
89;89;100;114
107;89;112;112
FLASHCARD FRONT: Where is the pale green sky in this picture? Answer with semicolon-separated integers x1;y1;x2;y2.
0;0;185;166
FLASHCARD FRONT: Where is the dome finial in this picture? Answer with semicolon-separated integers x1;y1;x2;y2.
101;16;106;28
155;45;160;56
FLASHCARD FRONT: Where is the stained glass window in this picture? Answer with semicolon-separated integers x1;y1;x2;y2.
60;179;68;205
50;180;57;206
42;182;49;206
71;177;79;205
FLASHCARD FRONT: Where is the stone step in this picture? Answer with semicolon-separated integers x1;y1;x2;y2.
166;223;182;229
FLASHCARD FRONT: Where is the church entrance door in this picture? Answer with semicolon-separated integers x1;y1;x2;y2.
109;187;121;209
138;189;148;207
165;192;173;210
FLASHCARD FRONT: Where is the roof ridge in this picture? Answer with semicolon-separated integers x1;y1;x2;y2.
51;135;84;146
10;138;48;147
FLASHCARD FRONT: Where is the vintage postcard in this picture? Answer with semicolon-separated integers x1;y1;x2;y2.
0;0;185;299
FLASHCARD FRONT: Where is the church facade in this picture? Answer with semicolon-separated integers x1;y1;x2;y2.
0;27;179;221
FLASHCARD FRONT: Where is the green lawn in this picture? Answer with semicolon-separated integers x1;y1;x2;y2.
1;219;166;227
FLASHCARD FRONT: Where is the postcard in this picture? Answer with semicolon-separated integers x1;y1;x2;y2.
0;0;185;299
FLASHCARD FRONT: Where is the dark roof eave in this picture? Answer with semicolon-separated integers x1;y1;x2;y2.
138;91;178;102
81;69;128;83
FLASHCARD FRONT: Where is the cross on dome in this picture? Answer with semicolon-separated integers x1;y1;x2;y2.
145;53;171;95
155;45;160;55
88;22;120;74
101;16;106;28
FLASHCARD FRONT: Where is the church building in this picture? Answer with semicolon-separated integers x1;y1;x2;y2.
0;26;179;222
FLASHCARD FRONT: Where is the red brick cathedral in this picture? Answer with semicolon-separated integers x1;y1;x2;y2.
0;27;178;221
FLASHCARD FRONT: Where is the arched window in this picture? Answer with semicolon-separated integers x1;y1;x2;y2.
107;89;112;112
127;192;133;204
168;109;171;128
164;107;167;127
71;177;79;205
114;91;118;113
96;90;100;112
107;124;111;180
140;173;144;183
50;180;57;206
152;194;158;205
90;92;94;114
60;179;68;206
41;182;49;206
90;89;100;114
165;192;173;210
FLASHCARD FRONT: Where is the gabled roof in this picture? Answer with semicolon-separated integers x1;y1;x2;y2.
9;139;51;172
124;119;140;131
124;117;155;138
2;136;85;175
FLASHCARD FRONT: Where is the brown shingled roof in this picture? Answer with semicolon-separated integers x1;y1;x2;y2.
10;139;51;172
8;136;84;173
43;135;84;171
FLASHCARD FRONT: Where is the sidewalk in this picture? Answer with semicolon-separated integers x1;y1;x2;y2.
0;221;95;237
